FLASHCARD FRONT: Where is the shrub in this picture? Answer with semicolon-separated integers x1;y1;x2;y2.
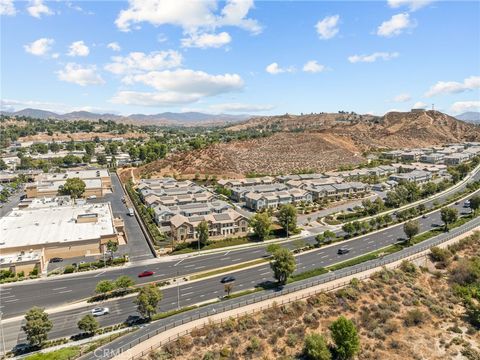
329;316;360;360
303;333;332;360
404;308;426;327
63;265;75;274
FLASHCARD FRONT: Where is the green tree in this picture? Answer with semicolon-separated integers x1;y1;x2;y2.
440;207;458;231
197;220;209;246
62;154;81;166
270;248;296;285
329;316;360;360
58;177;86;200
303;333;332;360
97;154;107;166
95;280;115;294
84;142;95;156
403;220;420;245
106;240;118;260
469;195;480;215
134;284;162;319
114;275;134;292
22;307;53;347
266;243;281;255
249;212;272;241
278;204;297;235
0;159;7;170
342;222;355;237
77;314;99;336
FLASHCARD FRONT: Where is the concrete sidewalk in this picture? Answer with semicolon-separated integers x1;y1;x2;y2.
112;228;479;360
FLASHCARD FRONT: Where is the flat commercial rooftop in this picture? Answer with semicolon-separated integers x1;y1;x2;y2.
0;202;115;250
38;169;109;182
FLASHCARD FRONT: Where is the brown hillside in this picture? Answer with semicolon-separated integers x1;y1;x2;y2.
138;110;480;178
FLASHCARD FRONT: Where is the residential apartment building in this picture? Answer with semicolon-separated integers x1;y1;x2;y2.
230;183;288;202
170;210;249;242
389;170;432;184
217;176;274;188
420;153;444;164
305;182;370;201
244;188;312;211
444;153;471;165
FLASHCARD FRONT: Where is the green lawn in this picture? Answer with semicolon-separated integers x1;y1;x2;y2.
25;347;81;360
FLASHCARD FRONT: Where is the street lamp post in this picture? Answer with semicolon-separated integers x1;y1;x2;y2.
176;271;180;310
0;311;6;357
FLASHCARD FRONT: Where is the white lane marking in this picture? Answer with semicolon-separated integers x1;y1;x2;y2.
3;299;17;303
320;255;328;259
1;295;15;299
259;272;270;276
367;240;375;244
224;251;231;256
182;292;194;297
185;298;191;301
94;271;106;278
173;259;185;267
232;258;242;262
195;266;206;270
52;287;67;291
58;290;73;294
200;294;205;298
184;264;195;268
183;286;193;291
220;257;231;261
153;274;166;278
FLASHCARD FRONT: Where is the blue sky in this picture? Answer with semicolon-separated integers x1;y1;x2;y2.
1;0;479;116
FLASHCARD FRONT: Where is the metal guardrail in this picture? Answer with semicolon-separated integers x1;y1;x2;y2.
105;216;480;360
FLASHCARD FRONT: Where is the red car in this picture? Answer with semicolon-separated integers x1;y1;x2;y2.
138;270;154;278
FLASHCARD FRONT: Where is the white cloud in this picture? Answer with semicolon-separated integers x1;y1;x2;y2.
387;0;435;11
124;69;244;95
393;93;411;102
209;103;274;112
425;76;480;97
377;13;413;37
105;50;183;74
112;68;244;106
348;52;399;63
413;101;428;109
24;38;54;56
265;62;295;75
181;31;231;48
450;101;480;114
57;63;105;86
115;0;261;34
111;91;201;106
315;15;340;39
302;60;326;73
0;0;16;15
157;33;168;43
107;42;121;52
27;0;53;18
67;40;90;57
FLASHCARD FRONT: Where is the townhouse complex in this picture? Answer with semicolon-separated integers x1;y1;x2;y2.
0;196;125;274
137;178;248;243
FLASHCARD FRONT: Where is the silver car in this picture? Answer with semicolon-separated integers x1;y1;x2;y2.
91;307;109;316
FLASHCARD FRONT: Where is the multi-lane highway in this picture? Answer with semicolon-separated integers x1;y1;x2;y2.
2;192;477;352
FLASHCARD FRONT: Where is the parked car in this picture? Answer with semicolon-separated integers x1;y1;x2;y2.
91;307;109;316
49;257;63;263
337;247;350;255
87;195;97;200
464;200;471;207
122;197;126;203
138;270;154;278
220;276;236;283
128;208;134;216
422;214;428;219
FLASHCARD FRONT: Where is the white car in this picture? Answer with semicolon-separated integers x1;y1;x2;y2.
87;195;97;200
91;307;109;316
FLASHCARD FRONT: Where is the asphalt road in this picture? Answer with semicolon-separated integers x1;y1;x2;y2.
2;195;476;352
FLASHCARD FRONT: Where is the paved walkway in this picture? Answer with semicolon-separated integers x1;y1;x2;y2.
112;228;478;360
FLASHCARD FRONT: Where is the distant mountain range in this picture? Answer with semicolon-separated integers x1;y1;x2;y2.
455;111;480;123
0;108;251;126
